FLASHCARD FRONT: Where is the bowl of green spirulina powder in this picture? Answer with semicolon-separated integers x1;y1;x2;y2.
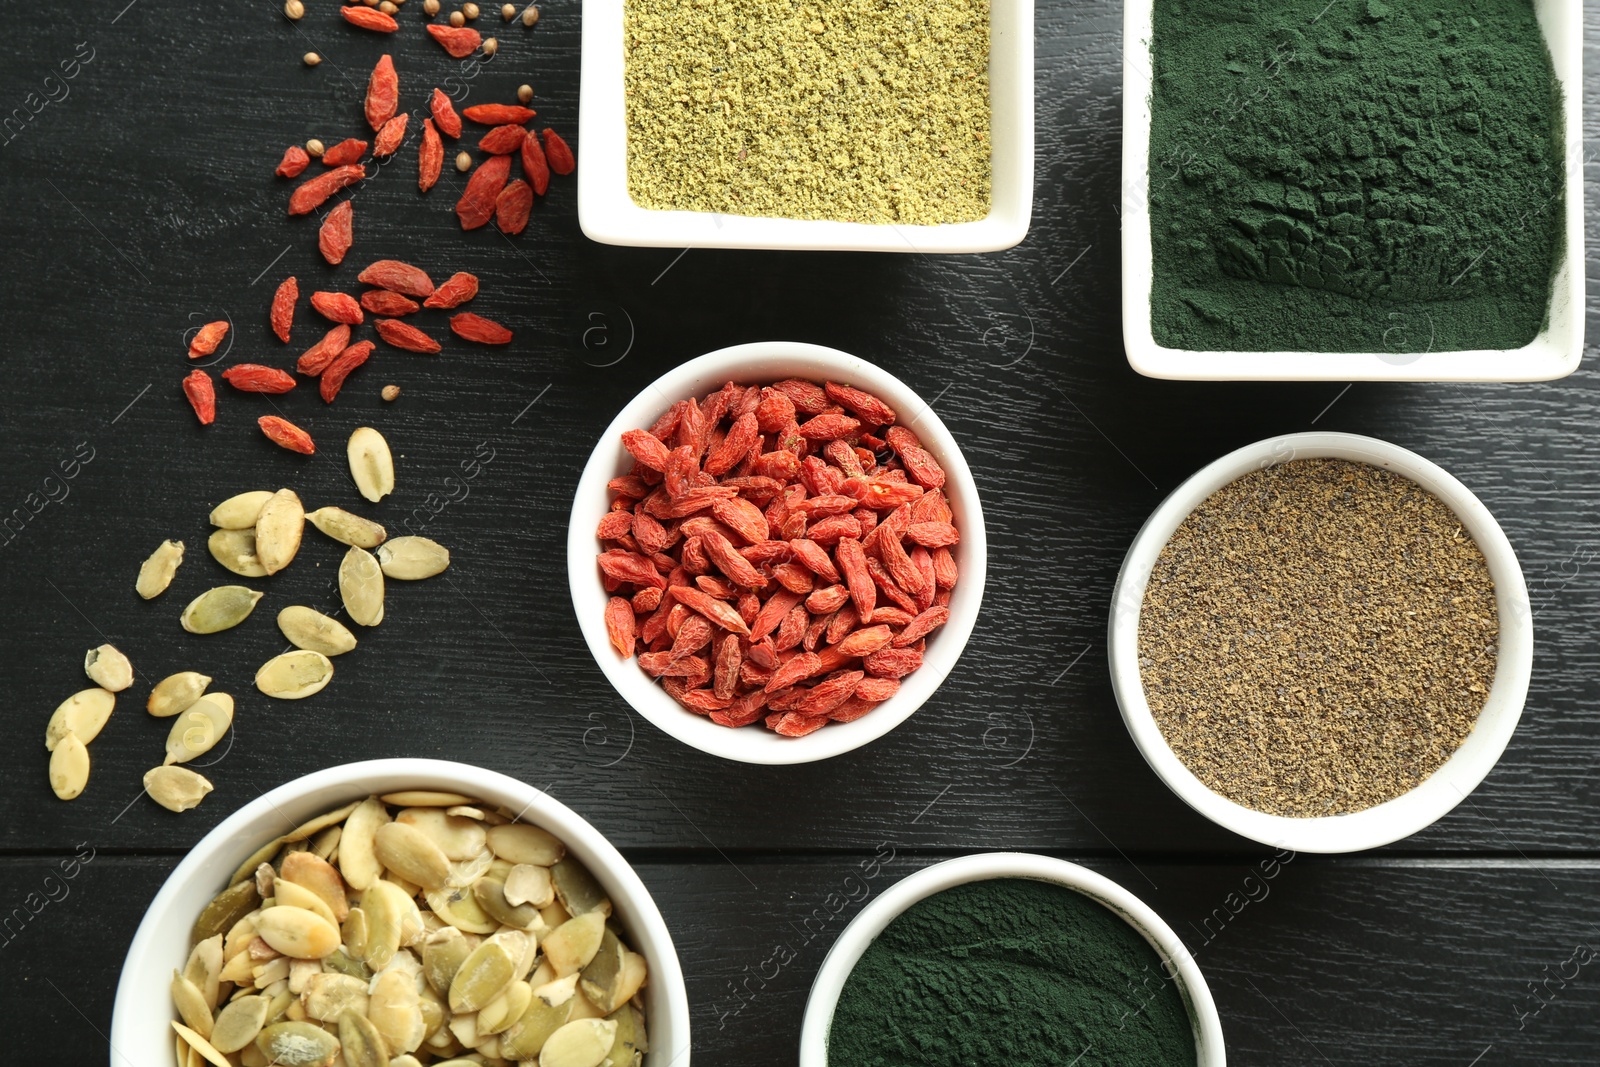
1121;0;1584;381
800;853;1224;1066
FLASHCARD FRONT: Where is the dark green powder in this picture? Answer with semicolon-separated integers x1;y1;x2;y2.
1147;0;1565;353
828;878;1197;1067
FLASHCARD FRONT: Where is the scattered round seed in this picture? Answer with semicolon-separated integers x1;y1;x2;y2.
482;35;498;56
502;2;515;18
463;1;480;17
284;0;305;19
517;84;534;104
424;0;440;13
306;138;326;157
379;0;398;11
382;384;401;401
449;9;465;25
303;52;322;67
455;151;472;172
521;4;538;26
362;0;380;5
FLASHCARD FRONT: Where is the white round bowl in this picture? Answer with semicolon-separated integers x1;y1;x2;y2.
799;852;1226;1066
1108;432;1533;853
110;758;691;1066
568;341;988;765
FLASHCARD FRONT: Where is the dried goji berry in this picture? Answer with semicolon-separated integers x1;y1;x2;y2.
418;117;443;193
519;129;550;195
182;370;215;425
373;113;408;157
374;318;442;353
886;425;946;488
597;511;633;541
478;124;528;155
422;271;477;309
297;324;352;376
320;341;373;403
425;23;481;57
669;585;751;635
604;597;636;658
318;200;353;265
310;291;363;325
357;259;435;298
321;138;369;167
429;87;462;138
341;5;397;31
270;276;297;343
798;412;861;441
463;103;537;125
494;179;533;235
188;320;229;360
275;145;310;178
542;128;575;175
448;311;513;344
598;550;667;590
365;54;399;132
289;165;365;215
221;364;297;394
360;290;419;316
824;382;897;426
456;154;511;230
258;415;316;454
772;378;829;415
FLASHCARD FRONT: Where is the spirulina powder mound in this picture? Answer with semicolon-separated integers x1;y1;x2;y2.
828;878;1196;1067
1147;0;1565;353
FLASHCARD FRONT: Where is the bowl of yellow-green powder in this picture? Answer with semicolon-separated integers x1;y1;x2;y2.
800;853;1225;1066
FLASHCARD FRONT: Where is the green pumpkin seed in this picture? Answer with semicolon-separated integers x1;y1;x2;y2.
501;974;578;1059
479;979;533;1035
396;807;487;861
255;649;334;700
209;490;274;530
147;671;211;718
348;426;395;503
255;1020;340;1067
209;994;271;1053
374;821;451;889
551;858;612;919
362;879;424;970
255;905;340;959
145;765;214;812
579;929;629;1014
172;969;214;1038
303;972;370;1021
448;940;516;1013
322;946;373;981
425;883;499;934
486;822;566;867
339;546;385;627
136;538;185;599
208;528;267;577
254;488;305;575
474;876;543;931
422;927;475;995
307;506;388;548
83;643;133;691
163;696;233;765
172;1020;231;1067
542;911;607;978
338;1008;392;1067
539;1017;618;1067
191;879;261;947
181;585;265;634
369;969;425;1055
339;796;390;891
376;536;451;580
48;732;89;800
601;1003;649;1066
45;687;114;751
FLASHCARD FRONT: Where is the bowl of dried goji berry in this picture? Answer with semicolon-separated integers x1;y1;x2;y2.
568;342;988;765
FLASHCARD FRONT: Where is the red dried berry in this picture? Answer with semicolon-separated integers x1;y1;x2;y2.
456;154;512;230
360;290;420;316
463;103;537;125
448;312;512;344
221;364;297;394
357;260;435;298
188;320;229;360
541;128;574;175
374;318;442;353
419;118;443;193
429;87;463;138
320;341;373;403
374;113;408;158
519;129;550;195
289;165;365;216
494;180;533;235
181;370;215;425
478;124;528;155
341;5;397;31
258;415;316;454
425;23;481;57
275;145;310;178
310;291;364;325
297;325;352;376
321;138;369;167
318;200;353;266
422;271;478;309
605;597;637;658
270;277;297;343
365;54;399;132
824;382;897;426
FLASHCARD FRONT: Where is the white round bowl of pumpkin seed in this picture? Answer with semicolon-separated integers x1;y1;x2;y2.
111;758;688;1067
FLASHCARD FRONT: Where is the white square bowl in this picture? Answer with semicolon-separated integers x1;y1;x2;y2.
578;0;1034;252
1121;0;1585;381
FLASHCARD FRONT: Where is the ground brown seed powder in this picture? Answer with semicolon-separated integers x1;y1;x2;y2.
622;0;991;224
1138;458;1498;818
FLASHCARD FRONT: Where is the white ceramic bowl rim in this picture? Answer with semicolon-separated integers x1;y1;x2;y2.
567;342;988;766
798;852;1226;1066
110;758;691;1067
1107;433;1533;853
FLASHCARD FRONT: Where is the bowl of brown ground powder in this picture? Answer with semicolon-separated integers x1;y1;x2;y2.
1108;432;1532;853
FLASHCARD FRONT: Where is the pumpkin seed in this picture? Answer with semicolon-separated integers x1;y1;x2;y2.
449;940;516;1012
501;974;577;1059
148;671;211;717
504;864;554;908
281;851;350;921
304;972;371;1022
163;695;233;765
348;426;396;503
255;1020;340;1067
255;488;306;575
601;1003;648;1067
274;879;339;929
275;605;358;657
341;907;370;961
45;687;114;750
375;821;452;889
185;934;224;1010
284;798;360;843
376;536;451;580
172;1020;232;1067
172;969;215;1038
256;649;334;700
137;538;185;599
192;880;261;947
256;905;340;959
539;1018;618;1067
474;876;543;931
48;732;89;800
145;765;214;812
181;585;265;634
488;927;541;980
370;969;426;1054
339;796;390;891
310;823;341;860
210;994;271;1053
210;490;274;530
322;946;372;982
397;807;487;861
362;879;424;969
307;506;388;549
382;790;475;807
424;883;499;934
479;979;533;1035
582;932;647;1015
551;858;612;919
339;546;385;627
83;643;133;691
208;528;268;577
486;823;566;867
542;912;606;978
422;927;476;994
338;1007;392;1067
444;848;495;888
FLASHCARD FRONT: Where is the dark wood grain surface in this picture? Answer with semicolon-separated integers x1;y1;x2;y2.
1;0;1597;1063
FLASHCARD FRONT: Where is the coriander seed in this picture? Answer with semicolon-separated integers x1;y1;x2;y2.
455;151;472;172
521;3;538;26
481;35;497;55
303;52;322;67
449;9;465;25
463;1;479;17
381;384;401;402
305;138;325;157
284;0;305;19
379;0;398;11
517;83;533;103
502;2;516;17
424;0;440;12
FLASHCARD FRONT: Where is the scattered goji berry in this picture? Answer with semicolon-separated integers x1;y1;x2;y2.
288;165;365;215
188;320;229;360
494;179;533;234
455;153;511;229
449;311;513;344
360;290;419;317
519;128;549;195
357;259;435;298
221;364;298;394
426;23;481;57
182;370;215;425
463;103;537;124
365;53;399;131
318;200;353;266
258;415;316;454
422;271;478;308
418;117;443;192
270;276;298;343
320;341;373;402
374;113;408;157
297;324;352;376
310;291;364;325
275;145;310;178
374;318;442;353
429;87;463;138
478;124;528;154
341;5;398;31
541;128;575;175
321;138;369;166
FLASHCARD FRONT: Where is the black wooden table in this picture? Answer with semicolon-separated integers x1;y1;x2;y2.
2;2;1597;1064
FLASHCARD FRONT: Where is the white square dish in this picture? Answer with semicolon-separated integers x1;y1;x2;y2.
1121;0;1584;381
577;0;1034;253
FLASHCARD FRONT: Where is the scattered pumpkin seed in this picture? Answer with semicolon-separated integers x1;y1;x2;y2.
136;538;185;599
255;488;306;574
210;490;274;529
46;687;115;750
181;585;265;634
48;731;89;799
339;546;385;627
208;528;268;577
148;671;212;717
306;505;388;548
255;649;334;700
348;426;395;503
377;535;451;579
83;643;134;691
277;605;359;657
163;695;234;765
145;765;215;812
